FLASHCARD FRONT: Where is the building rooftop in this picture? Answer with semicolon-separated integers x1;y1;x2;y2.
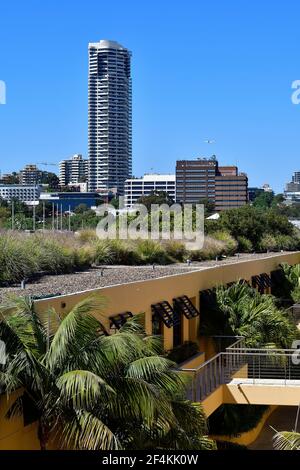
0;252;292;302
88;39;126;50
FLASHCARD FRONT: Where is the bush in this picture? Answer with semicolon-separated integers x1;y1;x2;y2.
135;240;173;264
92;240;114;265
189;236;227;261
237;236;253;253
258;233;277;252
0;233;38;284
164;240;187;262
212;231;238;256
76;229;98;244
274;235;299;251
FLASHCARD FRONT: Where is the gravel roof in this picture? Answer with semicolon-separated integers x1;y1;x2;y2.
0;252;293;302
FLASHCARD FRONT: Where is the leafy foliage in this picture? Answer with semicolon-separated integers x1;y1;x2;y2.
0;296;215;450
200;281;298;348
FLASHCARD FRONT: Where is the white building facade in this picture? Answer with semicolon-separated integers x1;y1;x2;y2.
0;185;41;204
124;174;176;208
59;154;88;186
88;40;132;195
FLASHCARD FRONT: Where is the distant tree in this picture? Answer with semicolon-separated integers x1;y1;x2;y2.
35;201;53;218
110;197;119;209
253;191;274;209
0;172;19;184
40;171;60;189
137;191;174;211
74;203;89;214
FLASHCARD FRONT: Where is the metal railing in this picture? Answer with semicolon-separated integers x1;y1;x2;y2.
181;347;300;402
287;304;300;323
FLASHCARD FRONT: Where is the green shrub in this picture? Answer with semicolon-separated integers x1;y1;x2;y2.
92;240;114;265
135;239;173;264
212;231;238;256
0;234;38;284
107;240;141;265
258;233;277;252
164;240;187;262
189;236;226;261
76;229;98;244
274;235;299;251
237;236;253;253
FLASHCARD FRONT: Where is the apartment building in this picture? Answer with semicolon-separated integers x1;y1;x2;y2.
19;164;42;185
88;40;132;194
59;154;89;186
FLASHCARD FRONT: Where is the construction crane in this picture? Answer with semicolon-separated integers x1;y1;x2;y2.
36;162;58;167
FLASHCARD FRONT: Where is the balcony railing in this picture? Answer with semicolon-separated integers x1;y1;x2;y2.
180;342;300;402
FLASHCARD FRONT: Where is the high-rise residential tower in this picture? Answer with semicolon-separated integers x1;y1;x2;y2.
59;154;89;186
88;40;132;195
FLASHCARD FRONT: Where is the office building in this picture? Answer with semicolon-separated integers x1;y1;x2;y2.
176;158;217;204
215;167;248;211
0;184;41;204
284;171;300;201
176;158;248;210
88;40;132;194
59;154;89;186
124;174;176;208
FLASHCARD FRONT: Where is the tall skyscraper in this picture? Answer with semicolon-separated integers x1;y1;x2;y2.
88;40;132;195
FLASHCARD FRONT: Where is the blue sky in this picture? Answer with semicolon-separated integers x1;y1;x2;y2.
0;0;300;193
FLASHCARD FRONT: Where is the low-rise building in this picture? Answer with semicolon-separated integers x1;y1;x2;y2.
124;174;176;208
0;184;41;204
39;191;103;211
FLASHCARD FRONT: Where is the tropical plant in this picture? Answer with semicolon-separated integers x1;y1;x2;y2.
281;263;300;303
273;431;300;450
201;282;298;348
0;296;215;451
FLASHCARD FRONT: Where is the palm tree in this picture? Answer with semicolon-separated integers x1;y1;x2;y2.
215;282;297;348
281;262;300;304
273;431;300;450
0;295;215;450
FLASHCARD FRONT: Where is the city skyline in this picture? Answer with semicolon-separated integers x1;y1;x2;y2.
1;1;300;193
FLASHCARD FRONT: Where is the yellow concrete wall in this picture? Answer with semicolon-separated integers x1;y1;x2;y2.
34;252;300;352
179;352;205;369
224;382;300;406
201;386;224;417
0;391;40;450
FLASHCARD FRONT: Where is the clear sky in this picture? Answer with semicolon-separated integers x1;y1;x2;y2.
0;0;300;192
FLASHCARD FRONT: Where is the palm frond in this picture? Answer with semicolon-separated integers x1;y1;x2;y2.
273;431;300;450
61;409;119;450
56;370;115;409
